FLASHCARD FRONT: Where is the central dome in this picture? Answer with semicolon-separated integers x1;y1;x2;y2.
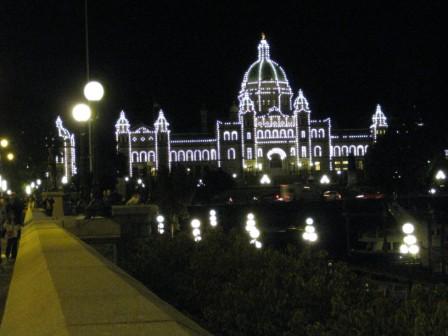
239;36;293;114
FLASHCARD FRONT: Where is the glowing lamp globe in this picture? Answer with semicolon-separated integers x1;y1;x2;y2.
305;225;315;233
209;209;216;216
192;228;201;237
255;241;262;249
402;223;414;234
409;244;420;255
305;217;314;225
191;219;201;229
83;81;104;101
403;234;417;246
249;228;260;239
247;213;255;220
0;139;8;148
156;215;164;223
6;153;14;161
399;244;409;254
72;103;92;122
308;232;318;242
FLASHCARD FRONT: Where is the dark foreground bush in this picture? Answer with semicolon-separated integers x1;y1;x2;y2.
120;230;448;336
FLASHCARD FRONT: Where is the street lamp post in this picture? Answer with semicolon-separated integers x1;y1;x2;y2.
72;103;92;199
83;81;104;198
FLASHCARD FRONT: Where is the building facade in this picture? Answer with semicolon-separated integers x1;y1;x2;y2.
115;36;388;178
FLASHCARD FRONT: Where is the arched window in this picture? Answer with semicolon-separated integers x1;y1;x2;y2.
342;146;349;156
247;148;253;160
178;151;185;162
333;146;341;157
357;145;365;156
132;151;139;163
210;149;217;160
301;130;306;138
227;148;236;160
194;150;202;161
287;129;294;138
311;129;318;139
170;151;177;162
364;145;368;153
140;151;147;162
314;146;322;157
223;131;230;140
318;129;325;138
280;129;287;138
272;129;279;138
186;150;194;161
231;131;238;140
257;148;263;157
257;130;263;138
349;145;357;155
148;151;156;162
290;147;296;156
265;130;271;138
202;150;210;161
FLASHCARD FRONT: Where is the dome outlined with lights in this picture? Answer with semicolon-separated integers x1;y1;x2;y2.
239;34;293;114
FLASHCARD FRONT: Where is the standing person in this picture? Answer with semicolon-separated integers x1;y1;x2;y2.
0;197;7;264
7;193;24;260
4;214;19;261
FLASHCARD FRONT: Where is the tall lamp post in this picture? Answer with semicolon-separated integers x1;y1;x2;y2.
72;103;92;199
83;81;104;198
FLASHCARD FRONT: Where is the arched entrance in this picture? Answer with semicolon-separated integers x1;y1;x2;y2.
266;148;287;173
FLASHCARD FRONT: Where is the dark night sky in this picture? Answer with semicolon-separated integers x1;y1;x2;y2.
0;1;445;169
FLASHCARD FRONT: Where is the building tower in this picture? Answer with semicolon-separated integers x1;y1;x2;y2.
55;116;77;180
154;109;171;171
239;92;257;171
293;90;312;167
370;104;388;142
115;110;132;175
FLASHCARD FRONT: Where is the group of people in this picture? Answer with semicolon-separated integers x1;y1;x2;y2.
0;192;24;263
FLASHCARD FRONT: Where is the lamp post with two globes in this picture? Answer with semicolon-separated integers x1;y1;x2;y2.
71;81;104;200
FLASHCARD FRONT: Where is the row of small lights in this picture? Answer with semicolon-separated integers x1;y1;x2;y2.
260;174;330;185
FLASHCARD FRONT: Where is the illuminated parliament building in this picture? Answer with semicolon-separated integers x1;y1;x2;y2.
58;36;388;180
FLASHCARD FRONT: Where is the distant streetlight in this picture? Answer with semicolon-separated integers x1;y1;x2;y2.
72;103;92;122
156;215;165;234
84;81;104;102
320;174;330;184
260;174;271;185
6;153;14;161
0;138;8;148
435;170;446;181
61;176;68;185
209;209;218;227
303;217;318;243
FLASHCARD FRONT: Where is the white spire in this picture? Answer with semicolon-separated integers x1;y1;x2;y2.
55;116;70;139
115;110;130;133
154;109;169;132
293;89;310;112
257;33;270;60
371;104;388;128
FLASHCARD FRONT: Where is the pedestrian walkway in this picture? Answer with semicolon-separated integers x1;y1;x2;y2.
1;213;211;335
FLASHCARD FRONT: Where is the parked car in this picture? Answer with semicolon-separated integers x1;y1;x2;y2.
322;190;342;201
